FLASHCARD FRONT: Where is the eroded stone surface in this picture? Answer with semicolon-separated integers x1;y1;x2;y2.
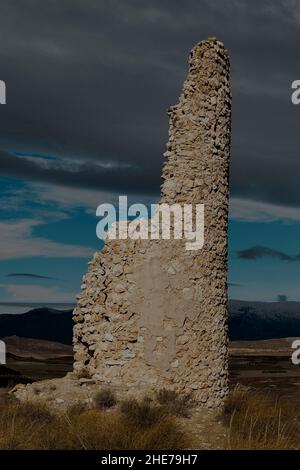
72;37;231;408
14;38;231;411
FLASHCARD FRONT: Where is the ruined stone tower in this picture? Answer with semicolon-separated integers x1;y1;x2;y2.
73;38;231;408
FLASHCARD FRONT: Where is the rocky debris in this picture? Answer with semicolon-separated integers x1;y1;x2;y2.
10;376;228;449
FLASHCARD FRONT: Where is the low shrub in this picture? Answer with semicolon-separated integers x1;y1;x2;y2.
223;385;300;450
0;398;190;450
156;388;195;417
93;388;116;410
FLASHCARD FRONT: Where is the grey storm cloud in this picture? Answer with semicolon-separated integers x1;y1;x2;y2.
0;151;159;194
237;245;300;262
0;1;300;203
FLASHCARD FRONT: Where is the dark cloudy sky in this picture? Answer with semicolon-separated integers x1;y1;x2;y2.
1;0;300;304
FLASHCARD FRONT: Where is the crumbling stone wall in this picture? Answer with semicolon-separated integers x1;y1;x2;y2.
73;38;231;408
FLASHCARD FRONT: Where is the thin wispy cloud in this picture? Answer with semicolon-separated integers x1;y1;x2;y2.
6;273;58;280
0;283;76;303
0;219;93;260
237;246;297;262
229;198;300;222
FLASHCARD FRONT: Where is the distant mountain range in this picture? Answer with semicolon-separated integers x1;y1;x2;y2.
1;301;300;344
0;307;73;344
229;300;300;340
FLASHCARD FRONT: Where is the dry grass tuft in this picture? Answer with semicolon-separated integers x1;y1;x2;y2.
0;397;190;450
156;388;195;417
223;385;300;450
93;388;116;410
7;386;299;450
120;397;167;427
66;402;88;415
74;368;91;379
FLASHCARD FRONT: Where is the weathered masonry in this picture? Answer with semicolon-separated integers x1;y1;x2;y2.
73;37;231;408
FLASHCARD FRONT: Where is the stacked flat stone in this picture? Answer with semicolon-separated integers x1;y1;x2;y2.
73;37;231;409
